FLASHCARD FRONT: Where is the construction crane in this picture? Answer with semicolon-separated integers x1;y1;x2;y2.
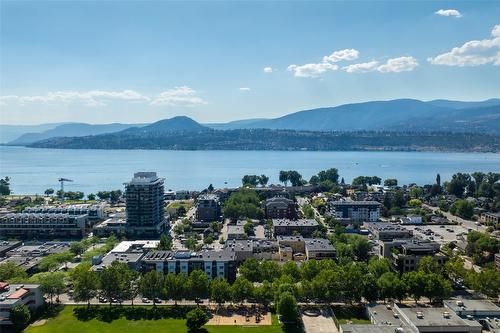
58;178;73;202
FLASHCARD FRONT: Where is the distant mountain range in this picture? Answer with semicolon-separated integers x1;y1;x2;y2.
2;98;499;146
206;98;500;132
8;122;146;145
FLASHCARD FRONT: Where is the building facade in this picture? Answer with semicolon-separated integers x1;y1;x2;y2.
330;201;381;222
264;197;298;219
141;249;237;282
272;219;319;236
0;213;86;239
0;282;44;327
125;172;167;238
195;194;221;222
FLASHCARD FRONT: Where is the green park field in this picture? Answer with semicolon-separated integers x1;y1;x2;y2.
25;306;293;333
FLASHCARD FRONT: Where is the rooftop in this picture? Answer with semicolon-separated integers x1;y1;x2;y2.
272;219;319;227
444;298;500;315
111;240;160;253
127;172;164;185
398;307;482;328
0;282;39;305
331;201;382;206
304;238;335;251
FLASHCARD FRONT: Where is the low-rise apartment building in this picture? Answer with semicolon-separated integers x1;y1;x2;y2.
224;239;279;262
329;201;381;222
264;196;298;219
272;219;319;236
142;249;237;282
365;222;413;241
0;282;44;327
0;213;87;239
195;194;221;222
379;238;447;273
24;203;105;221
480;212;500;226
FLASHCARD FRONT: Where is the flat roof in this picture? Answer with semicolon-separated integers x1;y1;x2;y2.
331;201;382;206
273;219;319;227
444;298;500;314
398;307;482;328
111;240;160;253
304;238;335;251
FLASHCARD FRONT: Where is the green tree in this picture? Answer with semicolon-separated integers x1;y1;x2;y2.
259;260;282;282
139;270;164;306
87;193;96;200
0;261;27;281
239;258;261;282
368;257;392;278
186;307;209;331
71;263;99;307
279;170;290;186
242;175;260;187
254;280;274;306
402;271;426;303
164;272;187;305
470;268;500;298
384;178;398;187
10;304;31;332
446;173;472;197
231;276;254;304
317;168;340;183
277;291;298;323
40;272;65;305
157;234;173;250
210;277;231;306
282;261;301;282
450;199;474;219
377;272;406;302
243;221;254;235
259;174;269;187
418;256;440;274
70;242;86;256
0;177;11;196
222;189;264;220
44;188;55;196
423;273;452;303
187;270;209;301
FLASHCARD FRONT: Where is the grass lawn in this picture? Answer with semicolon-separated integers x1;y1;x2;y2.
25;306;294;333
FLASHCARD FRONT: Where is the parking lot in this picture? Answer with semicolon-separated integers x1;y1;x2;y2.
403;224;469;244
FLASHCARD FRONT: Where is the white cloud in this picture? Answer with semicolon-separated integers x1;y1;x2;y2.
287;48;359;78
0;90;149;107
342;60;379;73
263;67;273;73
1;87;207;108
377;56;419;73
287;62;338;78
322;49;359;63
239;87;251;91
150;86;207;107
435;9;462;18
428;24;500;66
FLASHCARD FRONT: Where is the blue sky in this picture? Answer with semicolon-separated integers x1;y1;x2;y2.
1;1;499;125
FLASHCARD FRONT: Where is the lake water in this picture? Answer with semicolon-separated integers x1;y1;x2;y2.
0;146;499;195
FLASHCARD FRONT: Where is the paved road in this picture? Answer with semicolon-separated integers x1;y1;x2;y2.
422;204;487;233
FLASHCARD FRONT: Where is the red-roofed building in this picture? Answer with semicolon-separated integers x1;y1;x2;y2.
0;282;43;327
